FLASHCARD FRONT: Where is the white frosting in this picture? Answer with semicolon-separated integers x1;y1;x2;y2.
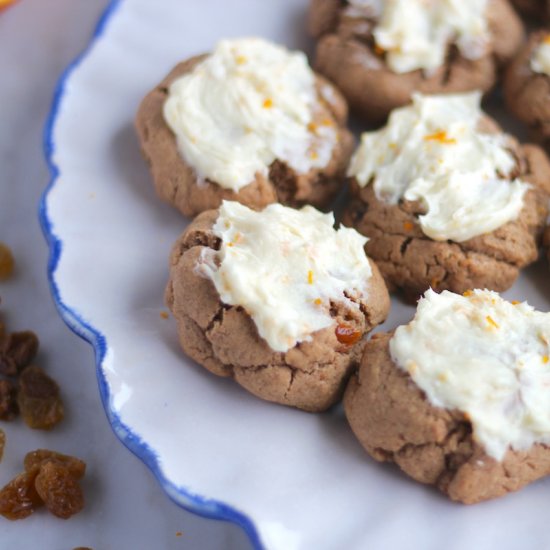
347;0;490;73
163;38;336;192
348;92;529;242
530;35;550;76
198;201;372;353
390;289;550;461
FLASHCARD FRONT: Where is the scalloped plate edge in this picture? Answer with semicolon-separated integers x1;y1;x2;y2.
38;1;263;547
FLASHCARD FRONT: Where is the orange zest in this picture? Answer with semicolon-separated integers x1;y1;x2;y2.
486;315;499;329
403;221;414;232
262;98;273;109
424;130;456;145
307;270;314;285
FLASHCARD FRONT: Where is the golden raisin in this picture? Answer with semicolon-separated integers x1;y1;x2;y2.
18;366;64;430
0;243;14;281
0;330;39;376
34;461;84;519
24;449;86;480
335;323;362;345
0;469;42;520
0;379;18;420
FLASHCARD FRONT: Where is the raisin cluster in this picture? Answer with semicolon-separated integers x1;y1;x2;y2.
0;449;85;520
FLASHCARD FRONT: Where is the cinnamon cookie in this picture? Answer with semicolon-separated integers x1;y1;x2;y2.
136;37;354;218
165;201;390;412
505;31;550;147
343;92;550;298
510;0;550;18
309;0;523;121
345;289;550;504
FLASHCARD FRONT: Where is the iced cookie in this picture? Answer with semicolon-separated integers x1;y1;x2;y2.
165;201;390;412
345;289;550;504
505;31;550;147
309;0;523;122
343;92;550;298
136;37;354;218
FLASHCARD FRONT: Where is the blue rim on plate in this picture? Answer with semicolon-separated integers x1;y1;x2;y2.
38;1;263;548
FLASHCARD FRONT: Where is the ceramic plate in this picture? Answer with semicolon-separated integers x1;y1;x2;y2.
41;1;550;548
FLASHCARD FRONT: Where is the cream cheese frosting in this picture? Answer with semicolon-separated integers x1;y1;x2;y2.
163;38;337;192
197;201;372;352
346;0;490;74
390;289;550;461
347;92;529;242
530;35;550;77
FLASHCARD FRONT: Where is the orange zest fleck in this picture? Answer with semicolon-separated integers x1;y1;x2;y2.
407;361;417;374
543;356;549;364
335;323;362;346
403;221;414;232
511;300;520;305
176;531;183;537
389;142;397;150
307;270;314;285
374;43;385;56
235;55;247;65
544;34;550;45
160;311;169;320
309;150;319;160
486;315;499;329
321;118;333;127
307;122;317;133
463;290;473;297
0;0;17;9
262;98;273;109
423;130;456;145
314;298;322;305
430;278;440;289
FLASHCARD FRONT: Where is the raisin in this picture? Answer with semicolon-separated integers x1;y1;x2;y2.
0;243;14;281
0;330;39;376
0;469;42;520
18;366;64;430
0;379;18;420
34;461;84;519
0;429;5;462
24;450;86;480
335;323;362;346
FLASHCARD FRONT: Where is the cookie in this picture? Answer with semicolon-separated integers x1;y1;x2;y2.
510;0;550;18
343;92;550;298
165;201;390;412
344;289;550;504
309;0;523;122
136;37;354;218
505;31;550;147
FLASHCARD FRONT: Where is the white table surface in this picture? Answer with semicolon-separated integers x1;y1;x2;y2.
0;1;251;548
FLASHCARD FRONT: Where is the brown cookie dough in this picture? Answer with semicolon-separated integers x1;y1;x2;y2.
135;55;354;218
505;31;550;146
343;136;550;298
544;225;550;264
510;0;550;18
165;208;390;412
309;0;524;122
344;332;550;504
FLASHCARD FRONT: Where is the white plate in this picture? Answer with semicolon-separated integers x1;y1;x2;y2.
41;1;550;549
